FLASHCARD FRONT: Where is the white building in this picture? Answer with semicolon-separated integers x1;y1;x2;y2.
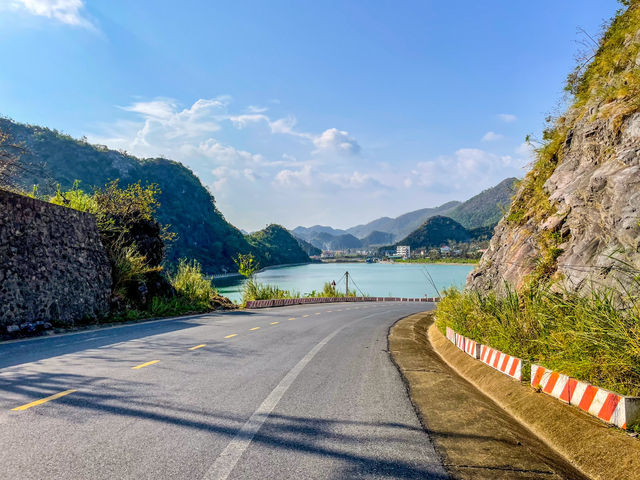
396;245;410;259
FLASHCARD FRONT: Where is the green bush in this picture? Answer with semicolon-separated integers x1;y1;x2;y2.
170;258;218;311
241;278;300;305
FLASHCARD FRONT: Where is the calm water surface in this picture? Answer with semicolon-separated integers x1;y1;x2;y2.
215;262;474;303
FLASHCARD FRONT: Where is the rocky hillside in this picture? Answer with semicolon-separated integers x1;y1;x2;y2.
0;118;308;273
469;2;640;294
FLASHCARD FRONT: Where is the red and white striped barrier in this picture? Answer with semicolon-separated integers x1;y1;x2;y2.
445;327;456;344
455;334;465;351
480;345;522;381
531;365;640;429
463;337;481;359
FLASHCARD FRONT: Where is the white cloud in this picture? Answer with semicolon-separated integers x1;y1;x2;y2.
498;113;517;123
482;131;503;142
196;139;264;165
312;128;360;155
246;105;268;113
274;165;313;187
11;0;94;28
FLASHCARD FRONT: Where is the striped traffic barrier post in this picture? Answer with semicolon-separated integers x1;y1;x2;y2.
480;345;522;381
464;337;481;359
445;326;456;343
455;334;465;351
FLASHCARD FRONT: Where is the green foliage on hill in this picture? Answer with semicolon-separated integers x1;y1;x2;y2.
395;216;473;249
246;224;311;267
447;178;517;229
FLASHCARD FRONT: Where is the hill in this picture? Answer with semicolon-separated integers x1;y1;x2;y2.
360;230;395;247
305;232;363;251
345;201;460;240
0;117;304;273
291;225;347;241
294;236;322;256
393;216;471;249
246;225;310;266
447;177;517;229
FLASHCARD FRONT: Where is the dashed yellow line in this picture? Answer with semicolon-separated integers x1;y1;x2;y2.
337;309;343;312
315;312;321;315
327;310;333;313
303;314;310;318
225;334;238;339
132;360;159;370
12;389;77;411
271;321;279;325
189;344;206;351
250;327;260;331
288;318;296;321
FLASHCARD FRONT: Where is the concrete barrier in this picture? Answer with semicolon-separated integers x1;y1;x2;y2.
445;326;456;343
244;296;440;309
480;344;522;381
463;337;481;359
531;364;640;429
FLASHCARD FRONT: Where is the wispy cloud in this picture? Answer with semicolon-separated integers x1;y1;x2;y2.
11;0;95;29
498;113;517;123
482;131;504;142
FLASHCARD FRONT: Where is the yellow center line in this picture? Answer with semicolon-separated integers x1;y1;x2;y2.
250;327;260;331
132;360;159;370
288;317;296;321
303;314;310;318
337;309;343;312
225;334;238;339
327;310;333;313
12;389;77;411
189;344;206;351
315;312;321;315
271;321;280;325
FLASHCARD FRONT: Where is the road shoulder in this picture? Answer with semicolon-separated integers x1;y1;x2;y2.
388;312;590;480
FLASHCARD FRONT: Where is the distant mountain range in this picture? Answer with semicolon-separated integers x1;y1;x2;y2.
292;177;517;251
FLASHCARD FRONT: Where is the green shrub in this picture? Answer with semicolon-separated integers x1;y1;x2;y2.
241;278;299;305
170;258;218;311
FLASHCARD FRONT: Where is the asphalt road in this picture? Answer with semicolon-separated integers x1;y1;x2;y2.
0;302;449;479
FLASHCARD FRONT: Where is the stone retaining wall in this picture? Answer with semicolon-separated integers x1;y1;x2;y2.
0;189;111;331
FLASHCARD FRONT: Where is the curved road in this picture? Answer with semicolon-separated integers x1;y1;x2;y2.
0;302;448;479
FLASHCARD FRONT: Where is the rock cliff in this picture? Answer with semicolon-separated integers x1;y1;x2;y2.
469;2;640;294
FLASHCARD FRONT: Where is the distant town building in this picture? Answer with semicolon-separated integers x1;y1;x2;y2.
396;245;410;258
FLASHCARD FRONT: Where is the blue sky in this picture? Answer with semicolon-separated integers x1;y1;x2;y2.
0;0;621;231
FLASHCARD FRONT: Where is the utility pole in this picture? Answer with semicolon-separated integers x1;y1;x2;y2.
345;271;349;296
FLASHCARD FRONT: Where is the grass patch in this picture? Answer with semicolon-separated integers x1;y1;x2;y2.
435;280;640;396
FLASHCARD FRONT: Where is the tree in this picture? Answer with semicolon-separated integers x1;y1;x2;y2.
234;253;258;278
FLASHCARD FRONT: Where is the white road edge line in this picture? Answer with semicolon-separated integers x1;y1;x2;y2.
203;311;386;480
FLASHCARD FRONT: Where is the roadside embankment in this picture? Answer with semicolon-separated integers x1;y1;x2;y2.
390;312;640;480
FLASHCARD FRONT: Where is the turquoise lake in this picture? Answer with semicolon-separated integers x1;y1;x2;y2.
215;262;474;303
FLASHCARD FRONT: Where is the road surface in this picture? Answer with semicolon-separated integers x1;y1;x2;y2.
0;302;448;479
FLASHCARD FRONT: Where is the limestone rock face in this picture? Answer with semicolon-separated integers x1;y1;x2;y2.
469;111;640;293
468;7;640;294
